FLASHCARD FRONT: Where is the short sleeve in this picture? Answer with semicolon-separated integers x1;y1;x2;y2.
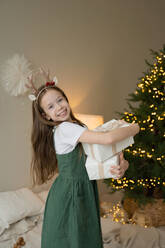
54;121;87;154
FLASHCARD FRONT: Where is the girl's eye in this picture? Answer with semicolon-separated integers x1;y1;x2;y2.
48;105;53;109
58;98;63;102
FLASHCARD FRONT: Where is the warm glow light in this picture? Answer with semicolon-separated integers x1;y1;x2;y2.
74;113;104;129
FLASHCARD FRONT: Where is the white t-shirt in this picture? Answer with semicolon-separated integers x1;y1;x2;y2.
53;121;87;154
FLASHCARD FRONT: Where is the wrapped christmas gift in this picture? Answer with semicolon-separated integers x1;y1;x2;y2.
85;153;119;180
82;119;134;162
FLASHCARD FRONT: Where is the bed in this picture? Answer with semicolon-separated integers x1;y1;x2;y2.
0;188;165;248
0;188;46;248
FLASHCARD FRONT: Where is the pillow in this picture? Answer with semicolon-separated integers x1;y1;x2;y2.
0;187;44;226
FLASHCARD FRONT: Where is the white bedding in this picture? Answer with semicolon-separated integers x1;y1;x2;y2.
0;188;165;248
1;215;165;248
0;188;46;248
0;215;43;248
101;217;165;248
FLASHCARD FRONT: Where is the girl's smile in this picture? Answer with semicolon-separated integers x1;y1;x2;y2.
57;109;67;117
40;89;72;122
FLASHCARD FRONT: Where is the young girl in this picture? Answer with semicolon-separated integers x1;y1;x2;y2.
27;69;139;248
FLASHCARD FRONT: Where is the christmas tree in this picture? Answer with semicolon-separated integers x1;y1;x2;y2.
104;45;165;206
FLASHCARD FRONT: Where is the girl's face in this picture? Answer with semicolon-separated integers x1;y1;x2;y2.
40;89;72;122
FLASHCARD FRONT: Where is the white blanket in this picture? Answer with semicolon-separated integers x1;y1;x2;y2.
101;217;165;248
0;215;43;248
0;215;165;248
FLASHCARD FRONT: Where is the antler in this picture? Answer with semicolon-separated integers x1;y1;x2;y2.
39;67;58;86
39;67;51;81
25;74;38;94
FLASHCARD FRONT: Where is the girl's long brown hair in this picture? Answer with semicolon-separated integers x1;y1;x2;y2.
30;85;85;187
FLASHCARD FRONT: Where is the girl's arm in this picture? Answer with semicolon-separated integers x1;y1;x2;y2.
78;123;139;145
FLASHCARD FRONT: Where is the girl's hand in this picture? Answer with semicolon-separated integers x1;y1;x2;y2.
130;123;140;135
110;152;129;179
119;120;140;136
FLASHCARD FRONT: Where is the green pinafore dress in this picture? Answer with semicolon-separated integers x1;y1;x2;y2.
41;142;103;248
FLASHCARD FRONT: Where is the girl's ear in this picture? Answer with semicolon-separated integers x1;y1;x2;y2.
42;112;50;120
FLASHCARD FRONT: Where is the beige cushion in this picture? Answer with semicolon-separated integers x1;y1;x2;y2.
0;187;44;226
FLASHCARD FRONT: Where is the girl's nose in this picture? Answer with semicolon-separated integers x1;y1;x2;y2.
56;102;62;110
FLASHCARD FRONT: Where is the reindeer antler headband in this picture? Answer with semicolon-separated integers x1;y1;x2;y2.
25;68;58;102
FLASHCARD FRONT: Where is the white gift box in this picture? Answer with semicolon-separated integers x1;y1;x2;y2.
82;119;134;162
85;154;119;180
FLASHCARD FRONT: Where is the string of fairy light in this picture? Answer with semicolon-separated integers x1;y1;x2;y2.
124;112;165;141
125;145;165;161
109;177;165;190
102;202;128;225
135;53;165;102
102;202;148;228
121;115;165;162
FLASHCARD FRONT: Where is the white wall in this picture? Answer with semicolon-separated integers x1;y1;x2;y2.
0;0;165;197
